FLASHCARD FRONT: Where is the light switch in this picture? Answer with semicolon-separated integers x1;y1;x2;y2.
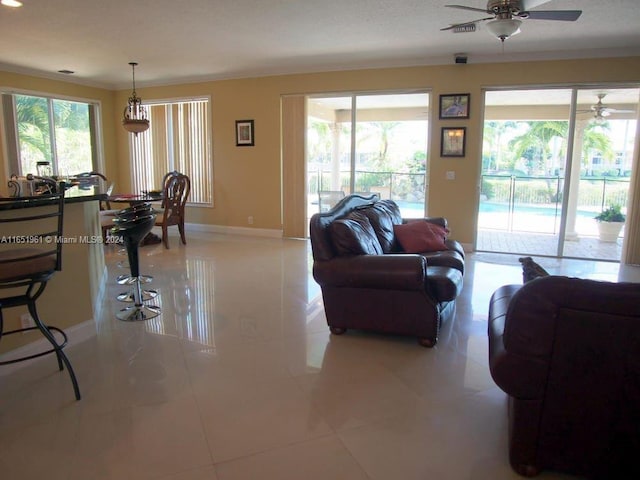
446;171;456;180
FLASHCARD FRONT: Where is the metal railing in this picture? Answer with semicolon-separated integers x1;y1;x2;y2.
309;169;426;203
480;174;630;234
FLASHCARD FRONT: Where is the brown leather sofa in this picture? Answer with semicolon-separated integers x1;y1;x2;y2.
310;194;464;347
488;276;640;478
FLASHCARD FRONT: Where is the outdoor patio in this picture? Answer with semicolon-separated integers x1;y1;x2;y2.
477;229;622;261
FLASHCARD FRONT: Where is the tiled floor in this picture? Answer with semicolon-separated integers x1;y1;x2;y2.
0;232;638;480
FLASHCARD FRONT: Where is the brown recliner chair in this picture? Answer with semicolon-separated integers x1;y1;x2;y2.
488;276;640;478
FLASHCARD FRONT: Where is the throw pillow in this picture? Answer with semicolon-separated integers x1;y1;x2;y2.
519;256;550;283
393;221;449;253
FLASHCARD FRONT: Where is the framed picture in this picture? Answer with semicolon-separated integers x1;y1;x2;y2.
439;93;470;119
235;119;254;146
441;127;466;157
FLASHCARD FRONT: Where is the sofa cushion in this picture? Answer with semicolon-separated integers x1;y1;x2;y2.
360;200;403;253
393;220;449;253
329;211;383;255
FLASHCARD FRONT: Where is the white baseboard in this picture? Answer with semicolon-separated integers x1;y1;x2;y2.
186;222;283;238
0;318;96;376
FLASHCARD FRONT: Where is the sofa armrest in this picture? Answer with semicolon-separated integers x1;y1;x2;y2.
488;284;549;399
445;239;465;258
313;254;426;291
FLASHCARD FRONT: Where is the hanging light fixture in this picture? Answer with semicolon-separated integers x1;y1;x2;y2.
485;18;521;42
122;62;149;135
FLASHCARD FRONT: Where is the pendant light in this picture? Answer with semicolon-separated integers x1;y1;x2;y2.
122;62;149;135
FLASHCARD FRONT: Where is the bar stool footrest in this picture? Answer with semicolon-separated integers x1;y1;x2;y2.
117;289;158;303
117;304;161;322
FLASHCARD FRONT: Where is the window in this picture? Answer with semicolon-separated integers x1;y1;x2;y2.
130;97;212;205
2;92;99;176
306;92;429;225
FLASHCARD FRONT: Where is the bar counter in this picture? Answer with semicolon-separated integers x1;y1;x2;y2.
0;185;108;361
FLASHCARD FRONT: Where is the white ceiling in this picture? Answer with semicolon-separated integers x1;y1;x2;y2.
0;0;639;89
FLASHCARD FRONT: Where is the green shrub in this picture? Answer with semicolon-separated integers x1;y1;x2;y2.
595;205;625;222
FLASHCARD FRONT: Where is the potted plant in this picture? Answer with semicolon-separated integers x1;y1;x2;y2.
594;205;626;242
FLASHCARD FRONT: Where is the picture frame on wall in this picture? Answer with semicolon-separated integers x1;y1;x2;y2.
441;127;466;157
236;119;255;146
439;93;470;119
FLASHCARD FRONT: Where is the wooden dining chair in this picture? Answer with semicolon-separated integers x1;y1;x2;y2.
155;172;190;249
76;171;113;211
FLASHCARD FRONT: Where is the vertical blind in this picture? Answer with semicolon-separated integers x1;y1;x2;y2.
130;98;212;205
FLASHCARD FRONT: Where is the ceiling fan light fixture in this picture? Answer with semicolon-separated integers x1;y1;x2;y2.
1;0;23;7
122;62;149;136
486;18;522;41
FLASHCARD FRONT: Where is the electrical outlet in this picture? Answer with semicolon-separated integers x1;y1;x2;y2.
248;216;254;225
20;313;35;330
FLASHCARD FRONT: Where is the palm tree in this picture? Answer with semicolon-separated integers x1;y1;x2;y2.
582;122;614;170
15;94;52;164
483;121;518;172
509;121;567;175
508;120;614;176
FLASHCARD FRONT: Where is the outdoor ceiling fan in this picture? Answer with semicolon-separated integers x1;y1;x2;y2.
578;93;636;123
441;0;582;42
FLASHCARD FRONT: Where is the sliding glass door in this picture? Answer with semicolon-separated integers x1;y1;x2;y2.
306;92;429;230
478;86;639;261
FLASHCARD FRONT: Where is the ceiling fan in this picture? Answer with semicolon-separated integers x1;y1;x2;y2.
441;0;582;42
578;94;636;123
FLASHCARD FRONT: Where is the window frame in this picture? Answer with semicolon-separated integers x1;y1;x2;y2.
1;88;104;177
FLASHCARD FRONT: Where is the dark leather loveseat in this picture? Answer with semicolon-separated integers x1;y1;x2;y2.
488;275;640;478
310;194;464;347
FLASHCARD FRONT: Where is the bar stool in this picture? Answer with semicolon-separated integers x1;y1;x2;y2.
114;208;158;303
111;213;161;322
113;203;154;285
0;188;81;400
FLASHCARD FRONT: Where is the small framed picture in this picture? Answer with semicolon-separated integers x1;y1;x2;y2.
236;119;255;146
441;127;466;157
439;93;470;119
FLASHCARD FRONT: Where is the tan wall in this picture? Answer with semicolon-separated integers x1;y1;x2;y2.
4;57;640;246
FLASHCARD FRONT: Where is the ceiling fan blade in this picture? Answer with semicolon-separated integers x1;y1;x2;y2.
608;108;636;114
524;10;582;21
441;17;493;31
445;4;489;14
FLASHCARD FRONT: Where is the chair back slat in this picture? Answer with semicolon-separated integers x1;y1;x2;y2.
162;173;191;223
0;188;65;280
